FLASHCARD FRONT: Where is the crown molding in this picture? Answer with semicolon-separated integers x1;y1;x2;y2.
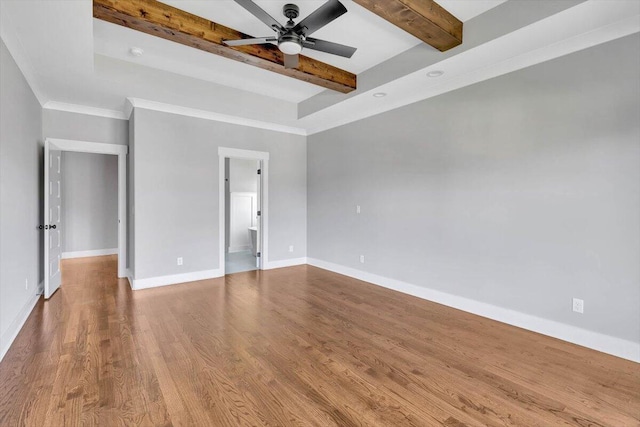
124;98;134;119
43;101;128;120
127;98;307;136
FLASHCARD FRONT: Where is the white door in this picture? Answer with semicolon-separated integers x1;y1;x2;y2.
229;192;256;252
256;162;262;269
44;142;63;299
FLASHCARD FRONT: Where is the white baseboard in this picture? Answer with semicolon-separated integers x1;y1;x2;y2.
306;258;640;363
264;257;308;270
0;291;40;362
229;245;251;253
62;248;118;259
131;268;223;290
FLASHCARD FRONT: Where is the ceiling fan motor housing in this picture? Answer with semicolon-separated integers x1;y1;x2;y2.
283;4;300;21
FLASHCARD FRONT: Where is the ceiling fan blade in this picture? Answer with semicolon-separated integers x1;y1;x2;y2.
223;37;277;46
284;54;299;69
292;0;347;36
302;37;356;58
233;0;284;32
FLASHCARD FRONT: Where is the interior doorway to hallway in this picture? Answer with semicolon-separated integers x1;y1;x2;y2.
43;138;127;299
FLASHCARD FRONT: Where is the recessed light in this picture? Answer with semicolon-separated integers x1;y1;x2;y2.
427;70;444;78
129;47;144;57
373;92;387;98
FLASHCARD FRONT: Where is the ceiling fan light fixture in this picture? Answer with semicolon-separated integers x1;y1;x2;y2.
278;34;303;55
279;40;302;55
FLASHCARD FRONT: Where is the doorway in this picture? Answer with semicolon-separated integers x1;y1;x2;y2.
218;147;269;276
43;138;127;299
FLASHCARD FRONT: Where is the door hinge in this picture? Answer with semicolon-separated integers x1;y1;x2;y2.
257;169;261;175
257;210;261;216
257;252;261;258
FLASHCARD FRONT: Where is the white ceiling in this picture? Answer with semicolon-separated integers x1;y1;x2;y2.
1;0;638;135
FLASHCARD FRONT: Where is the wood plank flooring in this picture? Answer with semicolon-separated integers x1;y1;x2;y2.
0;255;638;426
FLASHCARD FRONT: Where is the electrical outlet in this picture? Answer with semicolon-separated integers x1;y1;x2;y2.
289;245;294;253
360;255;365;264
25;278;28;290
356;205;361;214
572;298;584;314
177;257;183;266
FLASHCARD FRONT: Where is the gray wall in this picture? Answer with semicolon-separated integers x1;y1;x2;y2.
132;108;306;280
42;109;127;256
42;109;128;146
0;39;42;349
61;152;118;253
307;34;640;343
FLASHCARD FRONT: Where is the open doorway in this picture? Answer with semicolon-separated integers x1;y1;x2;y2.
61;152;118;260
225;158;260;273
43;139;127;298
218;147;269;276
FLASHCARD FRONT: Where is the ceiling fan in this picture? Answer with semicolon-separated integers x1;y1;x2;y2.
223;0;357;69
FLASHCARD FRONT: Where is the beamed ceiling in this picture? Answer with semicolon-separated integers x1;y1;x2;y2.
92;0;464;93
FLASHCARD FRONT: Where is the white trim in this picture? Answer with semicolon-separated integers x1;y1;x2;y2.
0;292;40;362
124;98;134;119
44;138;127;280
219;148;269;276
264;257;308;270
43;101;128;120
43;142;52;298
218;147;270;160
131;269;223;291
62;248;118;259
128;98;307;136
219;154;226;275
228;245;251;253
306;258;640;363
47;138;127;156
117;153;127;278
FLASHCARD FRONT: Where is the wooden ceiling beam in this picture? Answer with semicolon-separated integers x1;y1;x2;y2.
93;0;357;93
352;0;462;52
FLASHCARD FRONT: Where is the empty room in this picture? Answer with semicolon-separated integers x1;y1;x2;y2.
0;0;639;425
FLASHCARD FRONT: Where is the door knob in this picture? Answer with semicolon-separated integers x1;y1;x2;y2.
51;224;57;229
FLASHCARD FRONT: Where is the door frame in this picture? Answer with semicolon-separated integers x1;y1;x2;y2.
45;138;128;278
218;147;269;275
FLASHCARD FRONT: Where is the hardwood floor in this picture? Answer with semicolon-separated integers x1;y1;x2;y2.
0;256;638;426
